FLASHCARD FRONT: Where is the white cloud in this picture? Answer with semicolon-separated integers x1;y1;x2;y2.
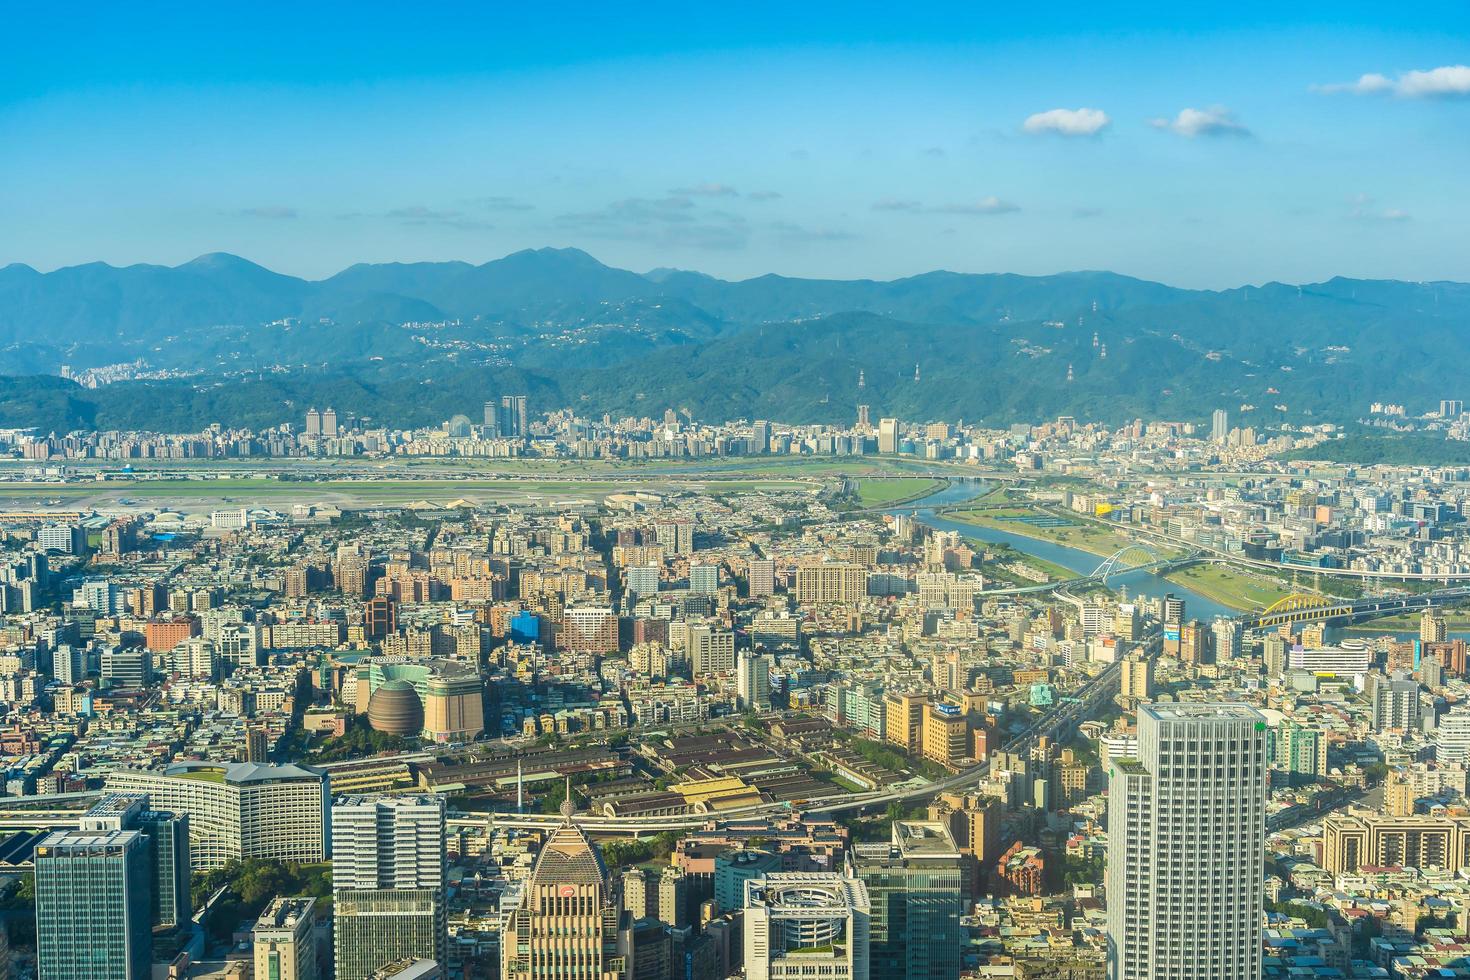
1348;194;1411;222
1023;107;1111;136
871;198;922;212
932;197;1020;215
1149;106;1251;138
1317;65;1470;98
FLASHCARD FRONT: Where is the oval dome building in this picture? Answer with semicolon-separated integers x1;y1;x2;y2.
367;679;424;736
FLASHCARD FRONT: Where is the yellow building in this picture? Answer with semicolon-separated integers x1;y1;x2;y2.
885;693;927;753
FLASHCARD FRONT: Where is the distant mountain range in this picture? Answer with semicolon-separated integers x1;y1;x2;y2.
2;247;1468;432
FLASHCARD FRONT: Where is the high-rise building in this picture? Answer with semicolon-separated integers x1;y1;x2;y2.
850;821;963;980
106;762;329;870
501;795;623;980
322;408;339;438
253;897;319;980
305;408;322;437
877;418;900;455
1106;703;1267;980
1210;409;1228;443
689;624;735;678
1211;618;1242;663
499;394;529;437
795;563;867;605
1437;708;1470;764
736;650;774;712
743;873;870;980
1422;609;1449;644
688;563;720;595
80;795;191;932
35;828;153;980
1262;634;1288;678
1119;654;1154;702
747;559;776;598
1368;671;1420;732
483;401;499;430
751;420;771;454
626;565;660;601
332;795;447;980
1441;399;1465;418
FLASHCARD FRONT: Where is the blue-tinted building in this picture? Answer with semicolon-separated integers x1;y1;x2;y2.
509;610;540;645
35;828;153;980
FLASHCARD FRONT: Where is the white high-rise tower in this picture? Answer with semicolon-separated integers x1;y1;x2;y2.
1106;703;1267;980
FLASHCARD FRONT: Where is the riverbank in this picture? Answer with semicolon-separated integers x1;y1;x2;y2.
943;505;1138;561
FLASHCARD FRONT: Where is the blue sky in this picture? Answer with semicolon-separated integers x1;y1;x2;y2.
1;2;1466;287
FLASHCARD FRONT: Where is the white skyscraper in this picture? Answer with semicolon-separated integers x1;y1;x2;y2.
1211;408;1229;442
1437;708;1470;764
743;873;870;980
331;794;447;980
736;650;774;712
1107;703;1267;980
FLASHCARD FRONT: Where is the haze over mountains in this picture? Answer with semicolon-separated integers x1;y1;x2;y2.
1;248;1468;433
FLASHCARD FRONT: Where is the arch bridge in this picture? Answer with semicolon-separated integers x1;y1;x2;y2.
1090;544;1166;585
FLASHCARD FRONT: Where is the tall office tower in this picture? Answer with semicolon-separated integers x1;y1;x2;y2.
1262;633;1288;678
688;624;736;678
1161;594;1185;626
1106;704;1267;980
500;394;529;437
332;795;448;980
35;828;153;980
736;650;774;712
748;559;776;598
743;873;870;980
363;595;398;641
1212;618;1242;663
1422;609;1448;644
877;418;900;455
501;795;623;980
253;897;319;980
322;408;339;438
1441;399;1465;418
1436;707;1470;764
1211;409;1228;442
80;794;192;931
656;867;688;930
305;408;322;437
850;821;963;980
622;867;650;919
688;563;719;595
1368;671;1421;732
483;400;499;430
751;420;771;454
856;404;871;430
107;761;329;870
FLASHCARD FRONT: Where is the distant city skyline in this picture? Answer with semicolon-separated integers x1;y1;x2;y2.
2;3;1467;288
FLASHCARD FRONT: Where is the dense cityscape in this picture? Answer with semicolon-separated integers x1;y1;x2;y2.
1;392;1470;980
6;5;1469;980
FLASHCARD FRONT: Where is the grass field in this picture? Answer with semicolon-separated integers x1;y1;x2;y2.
1162;563;1299;611
854;477;945;507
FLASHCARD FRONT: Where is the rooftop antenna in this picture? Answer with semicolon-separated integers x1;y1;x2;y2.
559;775;576;821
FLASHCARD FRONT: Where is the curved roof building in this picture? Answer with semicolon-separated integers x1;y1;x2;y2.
367;679;424;736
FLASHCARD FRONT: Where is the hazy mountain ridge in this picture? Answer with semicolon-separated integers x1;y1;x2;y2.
1;248;1468;431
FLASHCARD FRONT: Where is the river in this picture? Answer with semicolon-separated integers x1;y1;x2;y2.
889;481;1237;621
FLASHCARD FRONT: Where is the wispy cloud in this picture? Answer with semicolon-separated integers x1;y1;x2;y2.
872;196;1019;215
385;205;494;230
239;206;298;219
1348;194;1411;222
747;190;783;201
670;182;740;197
471;196;534;212
922;146;947;157
1149;106;1251;138
1023;107;1111;137
1072;207;1104;219
871;198;923;212
771;221;857;243
556;197;747;249
1316;65;1470;98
